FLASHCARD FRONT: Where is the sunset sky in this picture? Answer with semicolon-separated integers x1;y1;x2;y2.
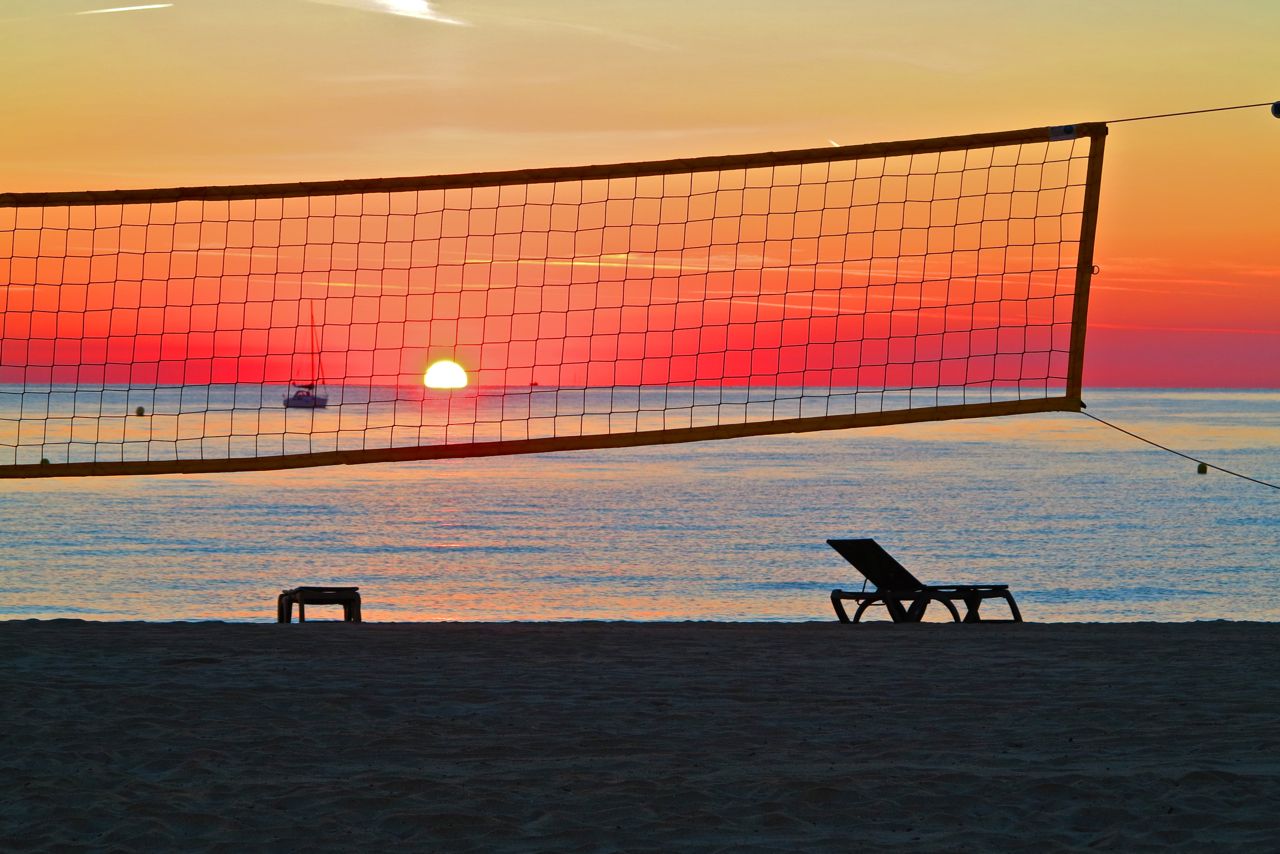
1;0;1277;387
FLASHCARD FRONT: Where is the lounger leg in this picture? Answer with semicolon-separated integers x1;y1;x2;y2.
830;590;852;623
903;596;925;622
852;596;881;623
937;596;962;623
884;594;911;623
962;595;982;623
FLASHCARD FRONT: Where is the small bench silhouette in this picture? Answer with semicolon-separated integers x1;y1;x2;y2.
828;539;1021;623
277;587;361;623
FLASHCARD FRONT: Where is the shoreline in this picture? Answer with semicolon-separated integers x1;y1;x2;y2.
5;621;1280;850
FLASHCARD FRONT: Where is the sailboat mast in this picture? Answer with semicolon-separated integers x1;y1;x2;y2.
310;300;324;386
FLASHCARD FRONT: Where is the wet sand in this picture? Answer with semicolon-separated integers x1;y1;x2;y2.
4;621;1280;851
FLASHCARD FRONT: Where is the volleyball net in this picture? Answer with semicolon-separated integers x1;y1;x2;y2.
0;123;1106;477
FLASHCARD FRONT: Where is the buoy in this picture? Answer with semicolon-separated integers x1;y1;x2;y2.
1196;462;1208;474
136;406;145;417
1272;102;1280;119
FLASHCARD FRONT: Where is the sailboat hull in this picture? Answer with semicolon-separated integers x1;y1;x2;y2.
283;394;328;408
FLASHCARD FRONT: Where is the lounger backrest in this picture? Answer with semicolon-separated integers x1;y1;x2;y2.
827;538;924;592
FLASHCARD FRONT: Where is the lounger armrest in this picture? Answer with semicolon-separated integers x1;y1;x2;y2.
926;584;1008;592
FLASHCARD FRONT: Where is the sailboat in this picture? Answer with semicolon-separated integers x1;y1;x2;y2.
284;301;328;408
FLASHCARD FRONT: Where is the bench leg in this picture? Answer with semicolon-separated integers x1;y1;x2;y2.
352;597;361;622
297;599;306;622
1003;592;1023;622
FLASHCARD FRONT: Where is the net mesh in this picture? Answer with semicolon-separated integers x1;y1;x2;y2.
0;124;1105;476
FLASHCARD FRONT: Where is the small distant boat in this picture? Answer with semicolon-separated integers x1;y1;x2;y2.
284;301;328;409
284;382;327;409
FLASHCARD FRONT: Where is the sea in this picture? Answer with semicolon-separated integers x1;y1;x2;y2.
1;389;1276;623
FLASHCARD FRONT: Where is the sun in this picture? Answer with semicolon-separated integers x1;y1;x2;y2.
423;359;468;390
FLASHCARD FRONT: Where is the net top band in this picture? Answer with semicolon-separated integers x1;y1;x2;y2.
0;123;1107;208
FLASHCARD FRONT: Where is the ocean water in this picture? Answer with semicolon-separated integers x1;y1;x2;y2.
0;381;1035;467
1;389;1276;623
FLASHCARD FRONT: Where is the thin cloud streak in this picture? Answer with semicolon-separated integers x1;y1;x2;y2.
75;4;173;14
1090;322;1280;336
470;12;679;52
305;0;467;26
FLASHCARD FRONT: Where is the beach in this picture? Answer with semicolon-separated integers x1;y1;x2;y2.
5;620;1279;851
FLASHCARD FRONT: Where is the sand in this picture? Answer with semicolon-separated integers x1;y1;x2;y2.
3;621;1280;851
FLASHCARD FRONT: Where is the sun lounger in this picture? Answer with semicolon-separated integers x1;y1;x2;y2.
827;538;1022;623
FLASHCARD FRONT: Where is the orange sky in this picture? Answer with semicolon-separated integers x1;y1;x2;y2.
1;0;1277;387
